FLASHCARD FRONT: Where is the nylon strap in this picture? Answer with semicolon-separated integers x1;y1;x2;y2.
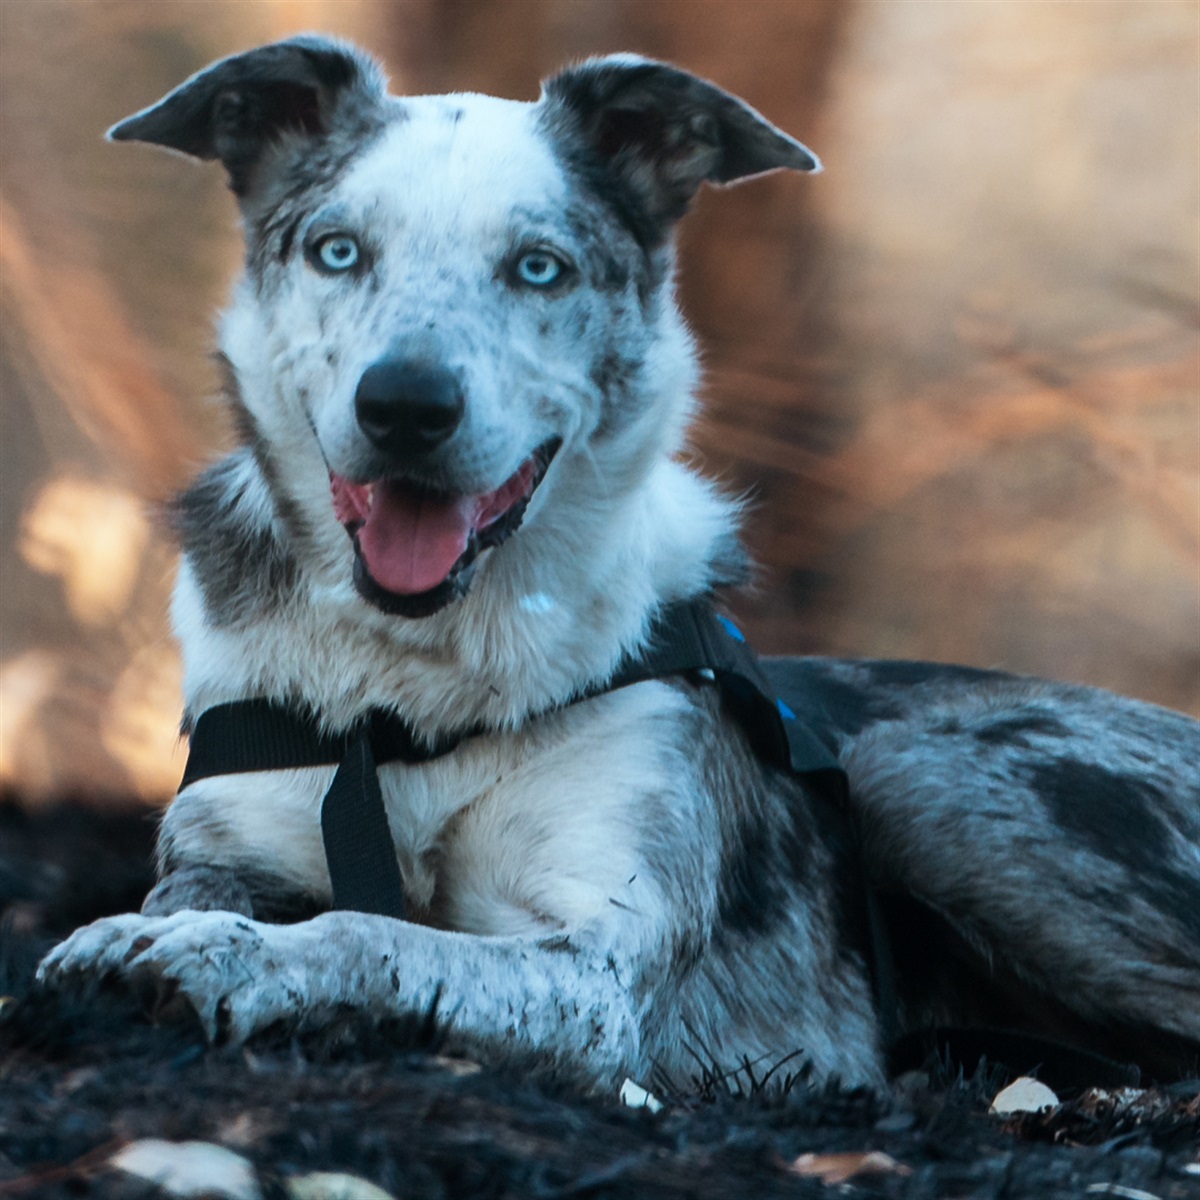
319;729;407;918
605;601;846;787
178;598;853;925
176;602;1145;1086
180;699;465;791
180;698;352;790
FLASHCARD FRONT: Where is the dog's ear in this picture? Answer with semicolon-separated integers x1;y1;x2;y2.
107;36;387;196
542;55;819;238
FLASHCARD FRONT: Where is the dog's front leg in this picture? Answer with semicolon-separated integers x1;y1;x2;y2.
37;909;641;1086
141;865;254;917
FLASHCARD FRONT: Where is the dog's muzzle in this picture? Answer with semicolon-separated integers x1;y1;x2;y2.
330;354;559;618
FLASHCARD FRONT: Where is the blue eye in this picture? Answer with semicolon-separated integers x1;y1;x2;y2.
314;234;360;273
515;250;565;288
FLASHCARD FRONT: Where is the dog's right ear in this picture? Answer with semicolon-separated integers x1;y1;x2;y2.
108;35;387;196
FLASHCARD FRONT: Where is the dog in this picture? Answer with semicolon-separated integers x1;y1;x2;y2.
39;36;1200;1093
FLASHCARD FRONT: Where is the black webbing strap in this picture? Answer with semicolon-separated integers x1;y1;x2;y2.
180;698;353;790
319;729;406;918
180;699;465;791
608;603;847;787
178;598;855;926
182;706;467;922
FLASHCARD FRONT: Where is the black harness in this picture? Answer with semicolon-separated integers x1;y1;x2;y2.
180;599;852;918
177;599;1140;1089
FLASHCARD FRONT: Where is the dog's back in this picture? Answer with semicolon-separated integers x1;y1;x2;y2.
769;658;1200;1076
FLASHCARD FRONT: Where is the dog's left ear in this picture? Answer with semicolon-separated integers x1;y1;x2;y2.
107;35;387;196
542;55;819;237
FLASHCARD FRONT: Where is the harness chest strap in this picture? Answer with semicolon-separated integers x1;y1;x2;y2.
179;600;850;917
178;599;892;1041
175;603;1145;1089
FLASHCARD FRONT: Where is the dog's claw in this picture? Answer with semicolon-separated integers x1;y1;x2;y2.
125;935;156;964
37;912;153;983
36;911;298;1045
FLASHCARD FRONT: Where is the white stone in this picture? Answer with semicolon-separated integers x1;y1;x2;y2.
110;1139;261;1200
619;1076;664;1113
989;1076;1060;1115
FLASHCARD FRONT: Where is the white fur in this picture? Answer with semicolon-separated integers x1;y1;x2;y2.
41;41;1200;1095
40;42;884;1093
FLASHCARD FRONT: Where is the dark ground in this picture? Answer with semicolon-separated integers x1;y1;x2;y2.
1;799;1197;1199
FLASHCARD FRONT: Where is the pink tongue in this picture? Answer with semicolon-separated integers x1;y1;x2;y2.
358;482;482;595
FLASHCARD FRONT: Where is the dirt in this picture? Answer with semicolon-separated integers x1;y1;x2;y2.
1;799;1197;1199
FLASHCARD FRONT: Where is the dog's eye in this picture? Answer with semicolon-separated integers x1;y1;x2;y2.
514;250;565;288
313;234;361;274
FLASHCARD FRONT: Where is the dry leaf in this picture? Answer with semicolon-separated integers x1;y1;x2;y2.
786;1150;912;1185
990;1076;1060;1115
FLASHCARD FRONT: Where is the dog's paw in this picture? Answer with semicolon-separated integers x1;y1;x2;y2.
36;911;307;1043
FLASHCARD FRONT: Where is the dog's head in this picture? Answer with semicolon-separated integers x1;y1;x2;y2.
113;37;817;618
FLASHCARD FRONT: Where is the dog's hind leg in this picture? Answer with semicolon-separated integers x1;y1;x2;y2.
841;679;1200;1057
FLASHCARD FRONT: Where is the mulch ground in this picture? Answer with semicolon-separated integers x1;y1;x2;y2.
1;798;1197;1199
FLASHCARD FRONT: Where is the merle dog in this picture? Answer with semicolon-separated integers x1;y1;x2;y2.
40;37;1200;1092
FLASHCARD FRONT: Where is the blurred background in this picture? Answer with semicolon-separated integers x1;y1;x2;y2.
1;0;1197;805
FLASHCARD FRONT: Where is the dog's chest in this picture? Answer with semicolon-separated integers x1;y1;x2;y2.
166;684;691;938
382;688;687;936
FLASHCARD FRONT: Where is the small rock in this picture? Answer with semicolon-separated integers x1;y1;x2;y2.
427;1054;483;1077
287;1172;397;1200
990;1076;1060;1115
110;1139;261;1200
619;1077;664;1113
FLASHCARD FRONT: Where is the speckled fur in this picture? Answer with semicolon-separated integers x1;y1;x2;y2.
40;37;1200;1091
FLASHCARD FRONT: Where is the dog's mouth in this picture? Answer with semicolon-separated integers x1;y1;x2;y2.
329;439;560;617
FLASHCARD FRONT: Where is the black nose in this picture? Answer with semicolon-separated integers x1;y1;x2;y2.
354;358;465;456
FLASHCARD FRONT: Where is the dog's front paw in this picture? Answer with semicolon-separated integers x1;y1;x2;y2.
37;911;307;1043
